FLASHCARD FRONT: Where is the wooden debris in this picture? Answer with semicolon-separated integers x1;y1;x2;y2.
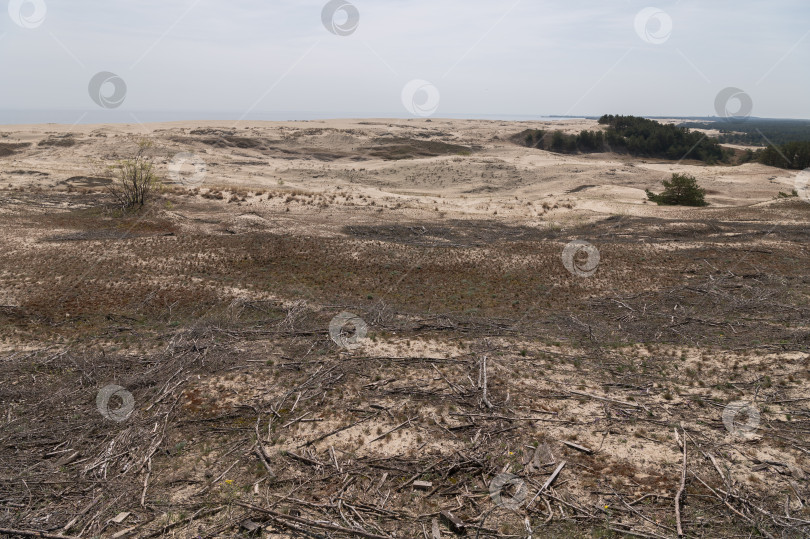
567;390;639;408
561;440;593;454
369;417;414;444
110;512;131;524
301;414;376;447
0;528;81;539
141;457;151;507
480;355;494;409
240;519;262;532
530;460;567;506
111;526;140;538
238;502;391;539
282;450;324;467
440;511;466;533
396;459;445;491
61;497;101;533
431;518;442;539
540;461;566;493
413;480;433;490
675;429;687;537
56;451;80;466
141;506;226;538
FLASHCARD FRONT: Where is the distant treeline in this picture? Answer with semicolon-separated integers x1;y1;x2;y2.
514;115;810;169
514;115;728;164
598;115;727;163
678;118;810;146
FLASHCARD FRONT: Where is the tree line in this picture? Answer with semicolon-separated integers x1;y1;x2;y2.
678;118;810;146
756;141;810;170
514;116;810;170
513;115;729;164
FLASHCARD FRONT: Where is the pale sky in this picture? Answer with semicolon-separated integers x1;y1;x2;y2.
1;0;808;121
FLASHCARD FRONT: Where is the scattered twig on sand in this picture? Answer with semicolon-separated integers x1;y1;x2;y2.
238;502;393;539
479;355;493;409
675;428;687;537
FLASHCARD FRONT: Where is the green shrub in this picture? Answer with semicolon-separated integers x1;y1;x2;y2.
646;173;708;207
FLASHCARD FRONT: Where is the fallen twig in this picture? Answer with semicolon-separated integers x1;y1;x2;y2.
0;528;81;539
480;355;493;409
675;428;687;537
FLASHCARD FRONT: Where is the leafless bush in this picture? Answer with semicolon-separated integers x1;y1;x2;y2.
109;140;160;208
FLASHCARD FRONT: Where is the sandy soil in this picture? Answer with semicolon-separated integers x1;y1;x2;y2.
0;118;799;224
0;119;808;539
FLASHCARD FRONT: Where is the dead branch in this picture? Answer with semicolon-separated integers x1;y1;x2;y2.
675;428;686;537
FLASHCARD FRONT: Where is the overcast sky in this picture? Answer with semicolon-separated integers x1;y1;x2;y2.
1;0;808;121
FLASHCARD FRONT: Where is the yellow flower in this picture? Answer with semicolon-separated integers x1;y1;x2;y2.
225;479;233;485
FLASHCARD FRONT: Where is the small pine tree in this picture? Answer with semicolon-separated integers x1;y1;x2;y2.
646;173;708;207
